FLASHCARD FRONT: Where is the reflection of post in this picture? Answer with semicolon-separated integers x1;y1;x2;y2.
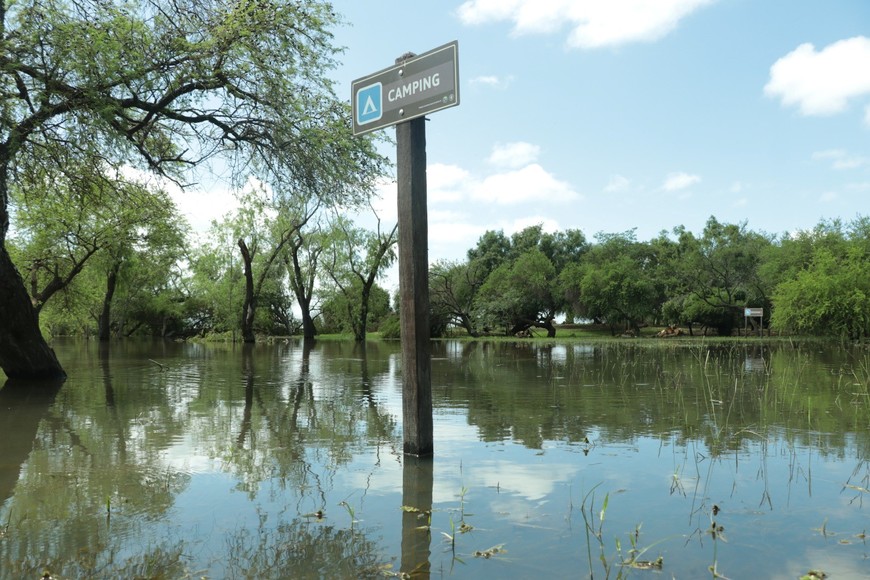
397;113;433;457
401;456;434;578
0;380;63;505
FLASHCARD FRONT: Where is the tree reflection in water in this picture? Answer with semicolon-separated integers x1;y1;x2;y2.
1;339;868;578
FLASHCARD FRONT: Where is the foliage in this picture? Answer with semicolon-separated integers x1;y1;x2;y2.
321;212;398;341
0;0;388;376
771;221;870;340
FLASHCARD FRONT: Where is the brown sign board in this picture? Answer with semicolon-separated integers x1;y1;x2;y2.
352;41;459;136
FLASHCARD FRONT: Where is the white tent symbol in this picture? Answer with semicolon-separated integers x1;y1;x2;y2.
363;95;378;116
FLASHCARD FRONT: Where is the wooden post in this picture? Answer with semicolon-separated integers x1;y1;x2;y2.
396;115;433;457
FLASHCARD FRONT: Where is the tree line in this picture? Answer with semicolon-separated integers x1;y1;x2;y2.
430;216;870;341
12;184;870;345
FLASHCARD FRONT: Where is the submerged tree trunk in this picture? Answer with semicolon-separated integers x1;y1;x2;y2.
98;262;121;342
238;239;256;343
0;245;66;380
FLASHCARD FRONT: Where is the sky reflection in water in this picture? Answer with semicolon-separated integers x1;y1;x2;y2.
1;339;868;579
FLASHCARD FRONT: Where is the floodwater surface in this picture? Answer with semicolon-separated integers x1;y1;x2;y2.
1;339;869;579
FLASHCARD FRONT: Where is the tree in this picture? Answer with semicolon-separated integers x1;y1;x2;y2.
284;219;327;340
429;260;487;337
560;230;660;334
478;249;560;336
666;218;772;335
10;167;186;339
0;0;386;379
471;226;586;337
322;213;398;342
771;217;870;340
232;186;318;343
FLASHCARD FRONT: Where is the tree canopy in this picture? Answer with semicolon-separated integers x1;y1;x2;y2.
0;0;387;378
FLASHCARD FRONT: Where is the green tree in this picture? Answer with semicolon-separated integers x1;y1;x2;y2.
322;213;397;341
561;230;660;334
771;217;870;340
284;218;327;340
667;218;772;335
0;0;385;379
429;259;487;337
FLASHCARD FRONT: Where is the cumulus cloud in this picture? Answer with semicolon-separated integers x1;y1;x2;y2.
456;0;716;49
812;149;869;170
662;171;701;191
470;74;515;89
472;164;581;204
428;163;470;203
764;36;870;117
604;174;631;192
488;141;541;168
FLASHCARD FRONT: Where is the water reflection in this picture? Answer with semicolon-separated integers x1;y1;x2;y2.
0;339;868;578
0;379;63;507
401;457;433;578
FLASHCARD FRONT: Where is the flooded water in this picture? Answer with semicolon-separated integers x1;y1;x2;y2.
1;339;869;579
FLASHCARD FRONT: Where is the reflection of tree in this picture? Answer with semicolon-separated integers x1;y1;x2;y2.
0;354;191;577
435;342;870;456
225;511;389;579
210;340;401;500
0;379;63;506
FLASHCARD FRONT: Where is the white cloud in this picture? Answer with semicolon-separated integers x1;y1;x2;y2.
820;191;838;203
456;0;716;49
732;197;748;207
662;171;700;191
470;74;515;90
730;181;744;193
865;103;870;127
488;141;541;168
812;149;869;170
765;36;870;116
604;174;631;192
472;163;580;204
118;165;240;234
428;163;470;203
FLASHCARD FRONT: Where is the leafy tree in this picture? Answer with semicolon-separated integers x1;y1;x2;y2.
666;218;772;335
284;218;327;340
429;260;487;337
561;230;660;334
322;213;397;341
231;186;318;342
477;249;559;336
468;225;586;337
771;217;870;340
0;0;386;379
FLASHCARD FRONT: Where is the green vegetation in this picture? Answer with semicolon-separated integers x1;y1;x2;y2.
431;216;870;341
1;0;867;380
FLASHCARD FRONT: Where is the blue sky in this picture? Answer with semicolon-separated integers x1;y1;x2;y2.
325;0;870;265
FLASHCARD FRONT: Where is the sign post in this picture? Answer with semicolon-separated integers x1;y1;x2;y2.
744;307;764;337
352;42;459;457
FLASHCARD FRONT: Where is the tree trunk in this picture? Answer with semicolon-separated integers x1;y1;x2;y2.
301;307;317;340
0;245;66;380
98;262;121;342
238;239;256;343
541;317;557;338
